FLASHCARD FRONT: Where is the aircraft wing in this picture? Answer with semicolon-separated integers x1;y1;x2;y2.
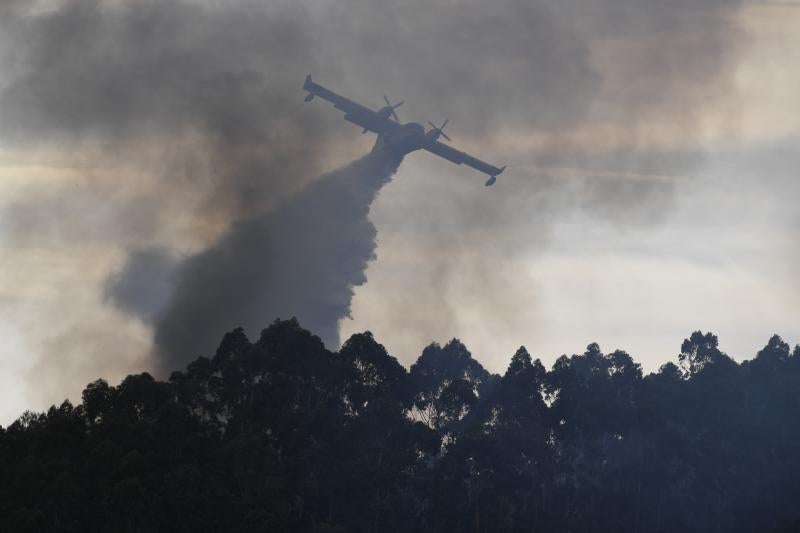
303;75;398;135
424;139;506;183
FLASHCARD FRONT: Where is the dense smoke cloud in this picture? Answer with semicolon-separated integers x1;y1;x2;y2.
121;151;402;372
0;0;347;378
313;0;744;146
104;248;178;324
0;0;339;223
0;0;753;408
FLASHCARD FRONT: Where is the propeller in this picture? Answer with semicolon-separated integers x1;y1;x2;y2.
427;119;451;141
383;95;404;121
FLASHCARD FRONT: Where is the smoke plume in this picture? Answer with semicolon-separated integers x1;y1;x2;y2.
125;150;403;372
0;0;758;418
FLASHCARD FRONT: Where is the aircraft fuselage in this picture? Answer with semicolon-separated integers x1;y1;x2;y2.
372;122;433;156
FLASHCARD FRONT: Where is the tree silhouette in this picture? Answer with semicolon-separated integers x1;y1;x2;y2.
2;321;800;532
408;339;493;432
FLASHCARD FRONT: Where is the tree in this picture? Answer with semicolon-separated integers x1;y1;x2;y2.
338;331;407;415
751;334;791;373
408;339;493;432
679;330;734;376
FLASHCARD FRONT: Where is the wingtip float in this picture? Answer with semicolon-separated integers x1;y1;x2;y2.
303;74;505;187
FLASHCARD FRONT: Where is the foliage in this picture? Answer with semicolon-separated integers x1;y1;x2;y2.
1;322;799;532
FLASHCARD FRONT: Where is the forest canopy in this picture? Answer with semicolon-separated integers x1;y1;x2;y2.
2;319;799;532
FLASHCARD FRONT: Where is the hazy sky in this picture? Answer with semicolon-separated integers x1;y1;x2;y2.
1;0;799;424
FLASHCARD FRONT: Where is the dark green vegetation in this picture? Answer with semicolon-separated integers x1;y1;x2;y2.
2;320;799;532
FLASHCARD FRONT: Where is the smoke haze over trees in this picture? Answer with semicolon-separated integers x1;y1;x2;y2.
1;0;782;419
2;320;799;532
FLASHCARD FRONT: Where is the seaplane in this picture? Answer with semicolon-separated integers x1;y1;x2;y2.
303;75;505;186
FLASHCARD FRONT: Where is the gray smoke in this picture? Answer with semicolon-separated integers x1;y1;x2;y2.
104;248;178;324
313;0;743;136
139;150;402;372
0;0;339;226
0;0;751;399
